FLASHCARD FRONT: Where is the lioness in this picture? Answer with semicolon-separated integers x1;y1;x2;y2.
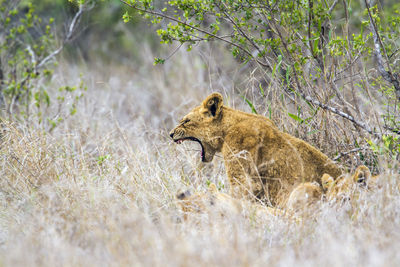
170;93;342;206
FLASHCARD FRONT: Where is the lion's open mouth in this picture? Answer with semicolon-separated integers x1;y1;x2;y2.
174;137;205;162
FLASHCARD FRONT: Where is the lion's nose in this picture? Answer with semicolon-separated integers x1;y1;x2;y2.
169;131;174;139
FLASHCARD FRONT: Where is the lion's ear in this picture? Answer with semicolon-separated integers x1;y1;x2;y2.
203;93;223;117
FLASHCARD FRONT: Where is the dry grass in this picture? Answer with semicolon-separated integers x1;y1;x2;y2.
1;46;399;266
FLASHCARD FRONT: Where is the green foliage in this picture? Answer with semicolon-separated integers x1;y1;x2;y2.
121;1;398;95
367;135;400;161
97;154;111;166
1;1;52;111
121;0;400;155
153;57;166;65
0;0;84;129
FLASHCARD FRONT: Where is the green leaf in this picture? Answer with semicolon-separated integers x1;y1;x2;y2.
123;11;130;23
259;83;264;97
272;55;282;77
153;57;165;65
268;105;272;119
288;113;304;123
243;97;257;114
43;90;50;107
307;129;320;135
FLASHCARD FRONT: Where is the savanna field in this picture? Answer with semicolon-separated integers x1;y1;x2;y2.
1;0;400;266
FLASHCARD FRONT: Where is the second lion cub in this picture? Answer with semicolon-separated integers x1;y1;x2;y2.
176;183;287;221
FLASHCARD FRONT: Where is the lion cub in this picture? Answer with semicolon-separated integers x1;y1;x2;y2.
286;165;379;208
170;92;342;205
176;183;287;221
286;182;323;211
322;165;378;201
176;183;241;219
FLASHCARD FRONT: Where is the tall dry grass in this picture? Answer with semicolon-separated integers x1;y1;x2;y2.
1;44;399;266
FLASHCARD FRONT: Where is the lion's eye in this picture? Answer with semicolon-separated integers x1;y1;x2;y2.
182;119;190;124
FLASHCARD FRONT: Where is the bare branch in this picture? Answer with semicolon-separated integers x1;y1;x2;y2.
308;0;315;58
365;0;400;100
36;4;87;70
328;0;340;14
383;125;400;135
389;48;400;59
164;43;183;61
26;45;36;66
302;94;376;135
333;147;365;161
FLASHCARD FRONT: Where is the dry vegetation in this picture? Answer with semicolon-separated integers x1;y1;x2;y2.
1;45;400;266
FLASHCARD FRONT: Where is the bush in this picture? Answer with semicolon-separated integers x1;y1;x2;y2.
118;0;400;170
0;0;86;130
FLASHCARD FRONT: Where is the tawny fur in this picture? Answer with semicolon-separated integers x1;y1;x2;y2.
322;165;378;201
176;183;288;221
286;182;323;211
170;93;342;206
286;166;379;208
176;183;241;220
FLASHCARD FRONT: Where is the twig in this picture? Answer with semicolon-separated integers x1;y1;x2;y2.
389;48;400;59
328;0;340;14
164;43;183;61
302;94;376;135
342;0;361;125
218;1;271;68
119;0;271;69
308;0;315;58
36;5;86;70
365;0;400;100
0;58;4;107
266;15;375;135
383;125;400;135
267;13;397;137
333;147;365;161
334;49;363;77
26;45;36;66
16;4;88;96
